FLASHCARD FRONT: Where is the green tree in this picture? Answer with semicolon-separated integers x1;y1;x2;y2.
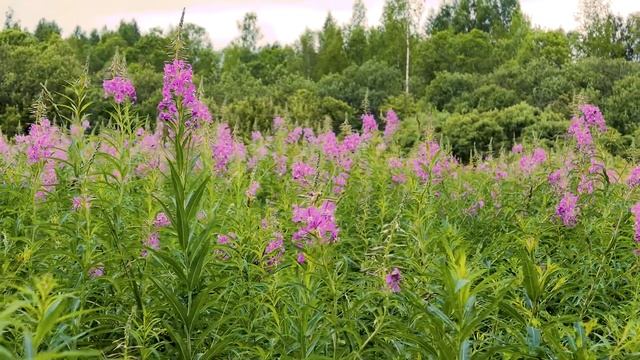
34;18;61;42
517;30;571;66
117;20;141;46
442;111;506;160
296;29;317;79
577;0;626;58
345;0;369;65
316;13;348;77
425;71;477;111
427;0;522;36
237;12;261;52
605;73;640;134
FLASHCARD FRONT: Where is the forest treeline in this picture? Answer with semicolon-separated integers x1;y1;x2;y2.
1;0;639;159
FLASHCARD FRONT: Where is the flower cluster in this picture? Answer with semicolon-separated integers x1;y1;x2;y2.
153;212;171;228
88;266;105;279
291;161;316;185
580;104;606;132
548;169;568;192
103;76;136;104
142;232;160;257
0;134;9;155
15;118;58;164
467;199;485;217
157;59;211;127
556;192;579;227
627;167;640;188
577;175;595;195
72;195;91;211
632;203;640;243
385;268;402;293
412;141;455;184
246;181;260;199
212;123;244;173
512;143;523;154
216;233;236;260
264;232;285;267
519;148;547;174
273;116;285;130
568;104;607;153
362;113;378;136
286;127;303;144
292;201;339;246
383;110;399;140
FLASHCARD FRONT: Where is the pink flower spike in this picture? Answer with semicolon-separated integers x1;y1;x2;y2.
153;212;171;228
385;268;402;293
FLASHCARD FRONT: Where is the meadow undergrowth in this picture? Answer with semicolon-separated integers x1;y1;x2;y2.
1;27;640;360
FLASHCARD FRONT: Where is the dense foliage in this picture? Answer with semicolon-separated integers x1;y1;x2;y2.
1;0;640;160
1;42;640;357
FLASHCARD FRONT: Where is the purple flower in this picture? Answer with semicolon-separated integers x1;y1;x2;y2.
385;268;401;293
556;193;579;228
333;172;349;194
274;154;288;176
273;116;285;130
627;167;640;188
212;123;243;173
88;266;104;279
291;161;316;185
632;203;640;243
303;128;315;143
286;127;303;144
362;113;377;135
413;141;447;183
103;76;136;104
264;232;285;267
467;199;485;216
519;148;547;174
548;169;567;192
532;148;547;163
495;169;508;181
72;195;91;211
292;200;339;245
392;173;407;184
251;131;263;142
580;104;606;133
383;110;399;140
215;233;235;260
0;134;10;155
153;212;171;228
15;118;57;164
157;59;211;127
577;175;594;195
246;181;260;199
142;232;160;257
217;234;230;245
589;159;605;174
512;143;523;154
568;116;593;153
70;123;84;138
342;133;362;153
297;252;306;264
388;158;403;169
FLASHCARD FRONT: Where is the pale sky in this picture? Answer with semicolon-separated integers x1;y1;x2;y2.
2;0;639;49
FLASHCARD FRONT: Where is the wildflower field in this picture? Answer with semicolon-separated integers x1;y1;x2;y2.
1;50;640;359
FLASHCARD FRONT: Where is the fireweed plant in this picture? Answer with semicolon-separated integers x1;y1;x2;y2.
2;24;640;360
